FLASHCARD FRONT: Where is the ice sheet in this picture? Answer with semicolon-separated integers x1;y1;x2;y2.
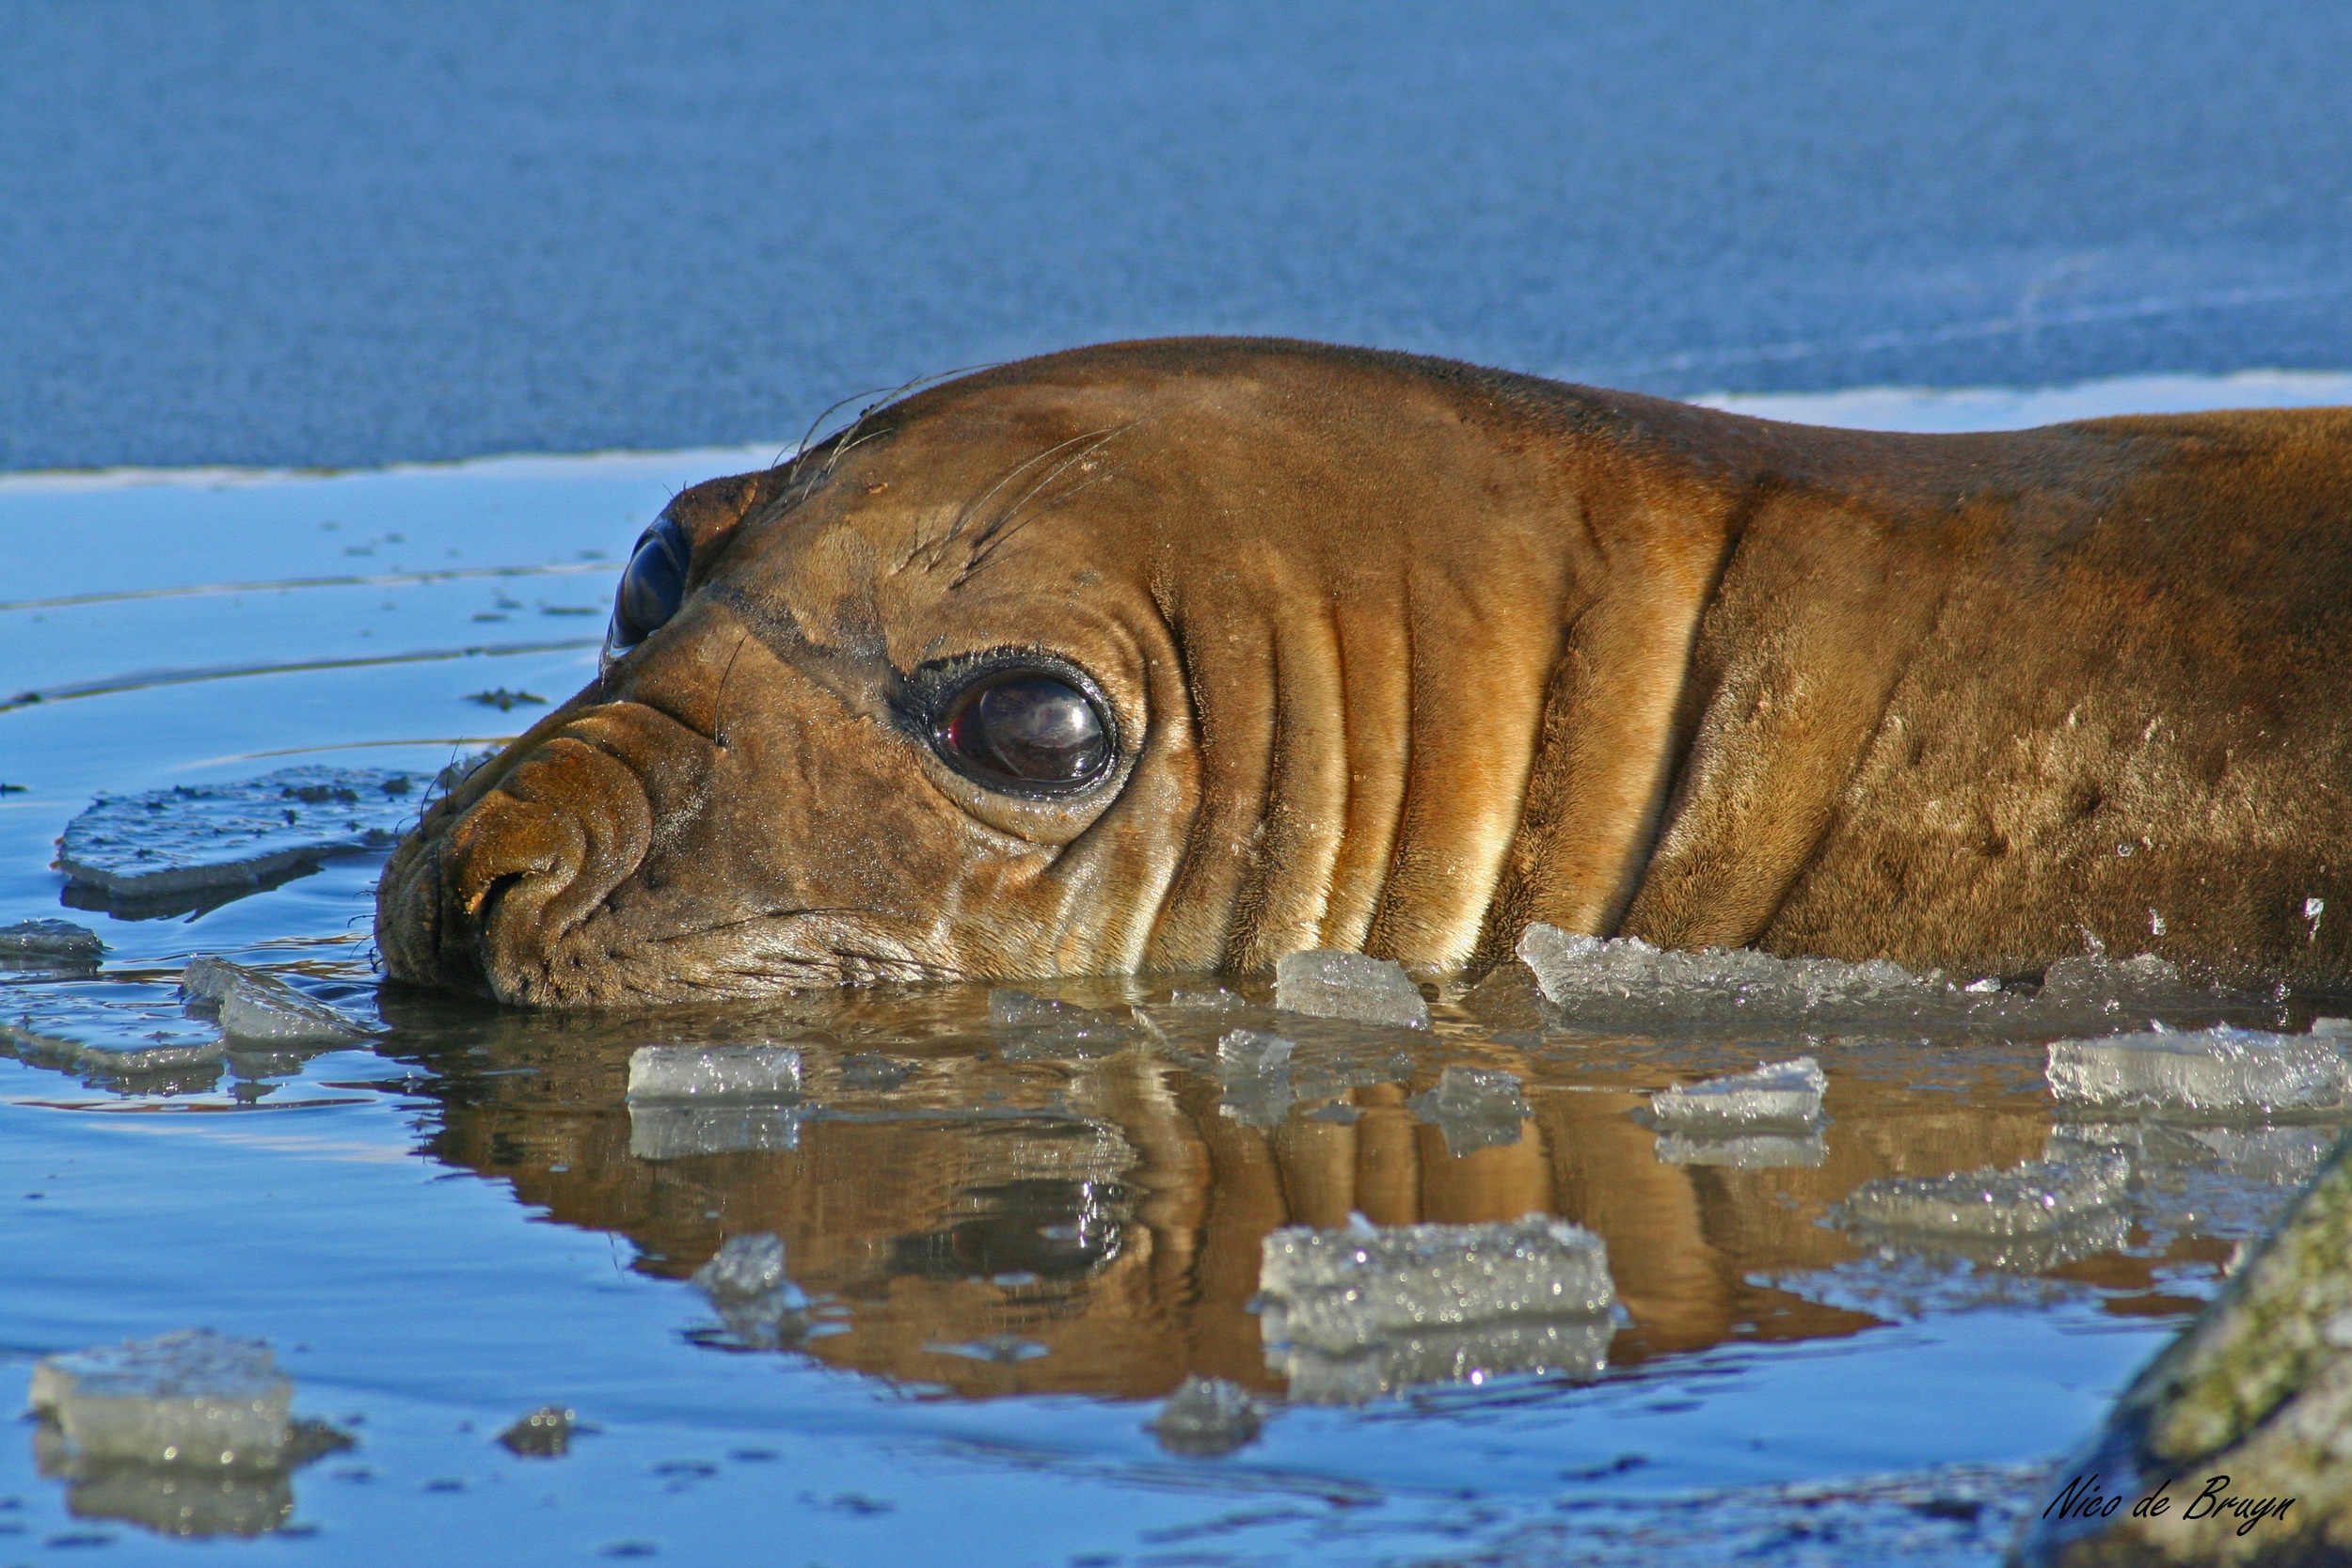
56;766;425;908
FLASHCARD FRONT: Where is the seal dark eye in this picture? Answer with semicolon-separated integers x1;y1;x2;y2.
606;516;691;654
933;670;1112;792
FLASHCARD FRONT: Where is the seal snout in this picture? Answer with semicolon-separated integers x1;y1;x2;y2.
388;722;662;1005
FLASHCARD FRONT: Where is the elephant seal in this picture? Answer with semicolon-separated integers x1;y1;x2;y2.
375;338;2352;1005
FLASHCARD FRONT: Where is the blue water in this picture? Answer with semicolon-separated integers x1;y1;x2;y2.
3;379;2346;1564
4;2;2352;469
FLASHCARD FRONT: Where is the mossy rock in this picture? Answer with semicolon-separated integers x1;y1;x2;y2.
2014;1132;2352;1565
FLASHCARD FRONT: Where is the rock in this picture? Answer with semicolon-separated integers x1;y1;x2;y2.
2013;1134;2352;1565
1273;949;1431;1029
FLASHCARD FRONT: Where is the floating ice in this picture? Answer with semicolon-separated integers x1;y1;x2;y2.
1217;1029;1294;1070
1833;1157;2134;1275
2045;1027;2352;1115
1216;1028;1295;1127
988;989;1143;1056
2313;1016;2352;1037
56;766;424;908
691;1233;807;1348
1836;1155;2131;1240
30;1330;294;1469
0;917;103;968
1258;1214;1613;1357
628;1104;803;1160
1648;1057;1827;1132
1518;925;1935;1021
497;1406;576;1458
626;1044;803;1101
1274;1316;1614;1404
1166;986;1247;1011
1405;1066;1530;1155
181;956;364;1043
925;1334;1050;1364
1273;949;1431;1029
1148;1376;1263;1456
1655;1129;1829;1169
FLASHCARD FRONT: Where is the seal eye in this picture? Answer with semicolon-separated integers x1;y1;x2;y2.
606;516;691;654
933;670;1112;793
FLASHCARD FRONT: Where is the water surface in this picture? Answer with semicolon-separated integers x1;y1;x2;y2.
6;376;2350;1566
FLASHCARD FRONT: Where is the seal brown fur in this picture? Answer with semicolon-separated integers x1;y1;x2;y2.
376;338;2352;1004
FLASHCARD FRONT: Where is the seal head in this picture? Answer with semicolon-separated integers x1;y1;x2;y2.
377;338;2352;1004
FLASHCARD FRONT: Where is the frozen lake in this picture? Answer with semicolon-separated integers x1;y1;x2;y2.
4;372;2349;1566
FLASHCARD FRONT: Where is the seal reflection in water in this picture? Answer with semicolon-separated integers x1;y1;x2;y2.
376;339;2352;1005
393;990;2221;1402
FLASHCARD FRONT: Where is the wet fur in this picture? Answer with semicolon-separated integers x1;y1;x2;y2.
377;338;2352;1004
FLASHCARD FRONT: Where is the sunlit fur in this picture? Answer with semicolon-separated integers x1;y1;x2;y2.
377;338;2352;1005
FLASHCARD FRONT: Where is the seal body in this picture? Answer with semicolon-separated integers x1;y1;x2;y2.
375;339;2352;1004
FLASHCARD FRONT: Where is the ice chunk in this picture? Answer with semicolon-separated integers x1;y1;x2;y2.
834;1052;912;1091
1273;949;1431;1029
628;1103;803;1160
1655;1129;1829;1169
1167;986;1247;1011
1516;925;1935;1021
1216;1028;1295;1127
988;989;1143;1056
626;1044;802;1101
1148;1376;1263;1456
2045;1027;2352;1114
0;917;103;968
497;1406;575;1457
1648;1056;1827;1132
1405;1066;1530;1155
181;956;364;1044
2311;1016;2351;1037
2;1011;225;1092
1273;1315;1613;1404
691;1233;808;1348
1258;1214;1613;1355
1836;1155;2131;1240
56;766;425;908
30;1330;294;1469
1217;1028;1294;1070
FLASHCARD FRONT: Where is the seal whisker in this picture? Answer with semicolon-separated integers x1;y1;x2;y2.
951;423;1137;586
926;428;1112;570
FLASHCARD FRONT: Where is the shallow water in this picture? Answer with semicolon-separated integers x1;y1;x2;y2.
5;378;2350;1566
